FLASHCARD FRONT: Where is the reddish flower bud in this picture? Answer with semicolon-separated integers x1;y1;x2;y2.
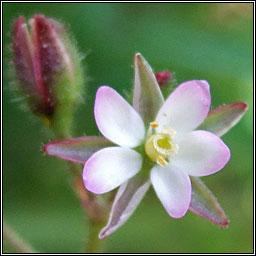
12;14;84;119
155;71;172;87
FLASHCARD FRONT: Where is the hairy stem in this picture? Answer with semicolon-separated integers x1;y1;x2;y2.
3;220;38;253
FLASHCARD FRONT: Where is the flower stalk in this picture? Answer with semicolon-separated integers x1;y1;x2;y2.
74;176;107;252
87;218;106;253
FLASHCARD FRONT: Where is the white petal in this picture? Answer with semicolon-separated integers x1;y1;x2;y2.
83;147;143;194
95;86;145;147
156;80;211;133
150;165;191;218
172;130;230;177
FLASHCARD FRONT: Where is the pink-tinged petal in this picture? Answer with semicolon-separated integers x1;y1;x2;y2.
173;130;230;177
156;80;211;133
83;147;143;194
95;86;145;148
189;177;229;227
150;165;191;218
133;53;164;126
44;136;114;163
198;102;248;137
99;175;150;239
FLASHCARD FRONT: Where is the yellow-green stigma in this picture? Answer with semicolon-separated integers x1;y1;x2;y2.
145;125;178;167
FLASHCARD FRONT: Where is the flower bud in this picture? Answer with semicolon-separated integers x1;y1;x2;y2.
155;71;172;87
12;14;84;137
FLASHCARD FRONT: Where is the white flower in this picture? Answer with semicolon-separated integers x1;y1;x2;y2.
45;53;247;239
83;80;230;220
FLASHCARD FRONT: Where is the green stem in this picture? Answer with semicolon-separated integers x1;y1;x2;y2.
67;161;82;177
3;220;38;253
49;120;108;253
68;161;107;253
87;220;105;253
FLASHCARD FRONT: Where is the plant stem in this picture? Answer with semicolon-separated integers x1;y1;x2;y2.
51;123;108;253
3;220;38;253
73;176;107;253
87;220;105;253
67;161;82;177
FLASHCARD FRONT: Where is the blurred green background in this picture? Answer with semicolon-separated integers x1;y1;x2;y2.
3;3;253;253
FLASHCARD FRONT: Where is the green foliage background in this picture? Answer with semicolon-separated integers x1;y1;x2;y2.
3;3;253;253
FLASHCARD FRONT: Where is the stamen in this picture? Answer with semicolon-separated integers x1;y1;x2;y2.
157;156;168;167
162;127;176;138
145;123;178;167
150;121;159;129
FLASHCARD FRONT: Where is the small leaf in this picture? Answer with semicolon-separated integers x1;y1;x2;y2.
198;102;248;137
189;177;229;227
99;175;151;239
133;53;164;126
44;136;113;163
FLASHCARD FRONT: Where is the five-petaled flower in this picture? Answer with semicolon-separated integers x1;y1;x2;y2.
83;80;230;219
45;53;247;239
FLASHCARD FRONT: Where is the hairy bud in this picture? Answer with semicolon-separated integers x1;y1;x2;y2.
12;14;85;137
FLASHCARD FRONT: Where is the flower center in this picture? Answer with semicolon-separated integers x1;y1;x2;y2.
145;122;178;167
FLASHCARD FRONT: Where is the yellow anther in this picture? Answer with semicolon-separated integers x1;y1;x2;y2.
157;156;168;167
145;125;178;168
150;121;159;129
